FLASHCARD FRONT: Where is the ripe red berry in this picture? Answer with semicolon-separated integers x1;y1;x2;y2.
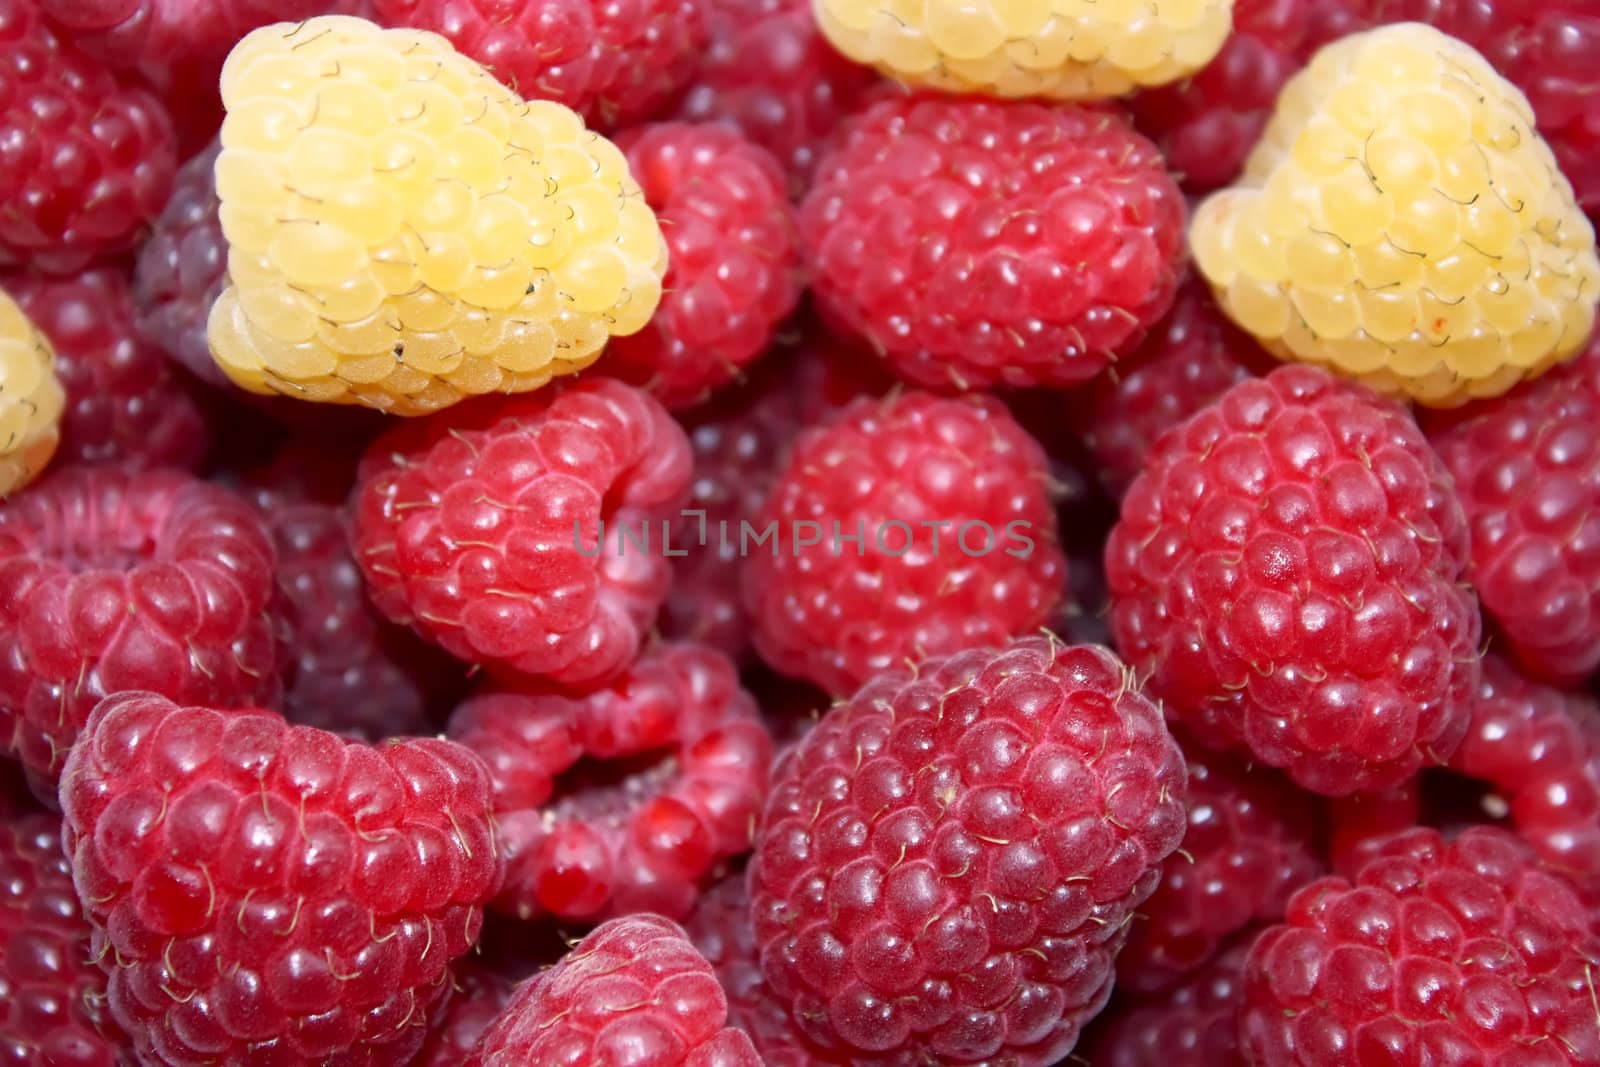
351;379;691;688
801;94;1186;391
1086;939;1250;1067
1107;365;1483;796
750;637;1188;1064
417;961;515;1067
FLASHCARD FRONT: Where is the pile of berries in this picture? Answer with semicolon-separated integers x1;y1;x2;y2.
2;1;1600;1065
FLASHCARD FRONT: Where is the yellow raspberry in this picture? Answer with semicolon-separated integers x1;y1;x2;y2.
1191;22;1600;406
207;16;667;415
814;0;1233;100
0;289;64;498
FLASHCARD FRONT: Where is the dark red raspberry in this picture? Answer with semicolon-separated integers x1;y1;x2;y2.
370;0;706;131
6;268;208;471
801;94;1187;391
0;0;177;272
1086;939;1250;1067
604;122;801;410
448;641;773;923
351;379;691;688
58;692;504;1067
1425;334;1600;684
745;389;1067;696
674;0;878;193
0;466;279;788
1326;777;1423;874
417;962;515;1067
1119;746;1322;995
1106;365;1483;797
0;812;128;1067
750;637;1188;1065
1066;278;1269;497
1241;826;1600;1064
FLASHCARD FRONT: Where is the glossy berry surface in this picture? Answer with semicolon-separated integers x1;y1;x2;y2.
750;637;1188;1065
1086;940;1250;1067
416;961;515;1067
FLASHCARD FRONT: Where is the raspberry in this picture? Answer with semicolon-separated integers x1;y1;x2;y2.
603;122;801;410
0;812;127;1066
0;0;177;273
58;692;504;1066
0;287;64;498
1326;777;1422;873
6;268;208;472
1240;826;1600;1063
814;0;1234;100
1066;277;1270;497
448;641;773;922
1119;746;1322;994
1085;940;1249;1067
801;95;1187;391
352;378;690;686
1425;334;1600;683
745;389;1067;696
370;0;706;132
750;637;1189;1065
417;962;515;1067
207;15;667;415
1190;23;1600;407
0;466;280;788
1106;364;1483;796
463;914;761;1066
674;0;878;192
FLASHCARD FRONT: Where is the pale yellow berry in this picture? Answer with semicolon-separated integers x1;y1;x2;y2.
815;0;1234;99
208;16;668;415
0;290;64;497
1191;23;1600;406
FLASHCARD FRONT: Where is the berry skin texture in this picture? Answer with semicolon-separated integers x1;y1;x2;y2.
0;287;64;498
750;637;1189;1065
1086;939;1249;1067
0;466;280;788
0;813;127;1067
7;268;208;472
1240;827;1600;1064
1106;364;1483;797
58;692;504;1067
448;641;774;923
353;378;690;686
814;0;1234;101
207;15;668;415
1190;23;1600;408
416;962;515;1067
802;95;1187;391
745;389;1067;696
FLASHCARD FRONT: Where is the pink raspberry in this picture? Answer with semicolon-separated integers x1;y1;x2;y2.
6;267;208;471
448;641;773;923
745;390;1067;696
801;94;1187;391
417;962;515;1067
0;0;176;272
0;466;279;788
463;914;761;1066
604;122;801;410
0;812;128;1066
1241;827;1600;1063
750;637;1188;1065
1106;365;1483;796
1086;940;1250;1067
351;379;691;688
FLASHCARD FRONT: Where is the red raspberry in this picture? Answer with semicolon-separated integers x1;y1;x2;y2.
370;0;706;131
745;390;1067;696
0;466;279;788
448;641;773;923
800;94;1186;391
603;122;801;410
1326;777;1423;874
0;812;128;1066
1240;826;1600;1064
1119;746;1322;995
417;962;515;1067
6;268;208;471
351;379;691;688
1086;940;1250;1067
750;637;1189;1065
58;692;504;1067
674;0;878;193
1066;278;1269;497
1425;335;1600;684
1106;365;1483;797
0;0;177;272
